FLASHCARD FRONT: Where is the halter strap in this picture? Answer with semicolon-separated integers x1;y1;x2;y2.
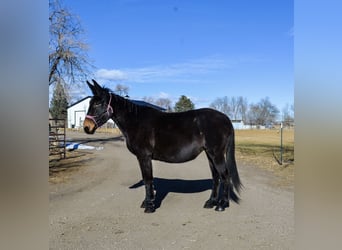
107;93;113;116
85;114;98;127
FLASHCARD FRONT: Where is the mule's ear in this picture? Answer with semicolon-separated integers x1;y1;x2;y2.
86;80;97;95
92;79;102;90
90;79;105;96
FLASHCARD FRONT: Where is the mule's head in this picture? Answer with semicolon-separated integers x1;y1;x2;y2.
84;79;113;134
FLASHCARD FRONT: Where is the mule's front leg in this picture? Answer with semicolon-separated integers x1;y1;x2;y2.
138;156;155;213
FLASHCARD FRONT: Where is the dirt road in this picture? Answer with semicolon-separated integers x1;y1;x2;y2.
49;131;294;249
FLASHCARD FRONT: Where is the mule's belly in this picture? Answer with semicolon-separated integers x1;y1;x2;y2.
151;124;206;163
152;143;204;163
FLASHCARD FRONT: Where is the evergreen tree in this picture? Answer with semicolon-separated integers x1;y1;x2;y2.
50;81;68;119
174;95;195;112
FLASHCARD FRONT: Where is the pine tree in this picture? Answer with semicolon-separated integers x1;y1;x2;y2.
174;95;195;112
50;81;68;119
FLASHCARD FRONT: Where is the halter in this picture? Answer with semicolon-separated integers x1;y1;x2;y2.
106;93;113;116
86;93;113;127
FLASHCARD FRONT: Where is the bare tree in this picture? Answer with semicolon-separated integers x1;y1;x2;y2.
210;96;231;117
282;103;294;126
49;0;92;87
143;96;173;111
230;96;248;121
211;96;281;126
114;84;129;96
155;98;173;111
142;96;155;103
210;96;248;121
247;97;279;126
247;104;259;126
239;96;249;122
230;96;239;119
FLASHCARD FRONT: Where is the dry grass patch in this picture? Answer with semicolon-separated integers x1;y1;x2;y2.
49;150;94;184
235;129;294;186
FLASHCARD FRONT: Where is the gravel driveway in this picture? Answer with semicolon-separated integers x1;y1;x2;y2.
49;131;294;249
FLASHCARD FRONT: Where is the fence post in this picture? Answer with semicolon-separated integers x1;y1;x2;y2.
280;122;283;165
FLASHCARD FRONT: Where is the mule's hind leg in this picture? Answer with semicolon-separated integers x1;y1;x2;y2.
204;153;220;208
137;156;156;213
208;153;231;211
215;167;231;211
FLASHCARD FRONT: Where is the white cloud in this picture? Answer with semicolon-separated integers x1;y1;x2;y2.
158;92;170;99
95;56;227;82
95;55;264;83
95;69;127;81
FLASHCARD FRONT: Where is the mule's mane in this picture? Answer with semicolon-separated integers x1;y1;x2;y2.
102;86;155;117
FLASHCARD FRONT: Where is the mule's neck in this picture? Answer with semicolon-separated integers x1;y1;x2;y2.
109;93;140;134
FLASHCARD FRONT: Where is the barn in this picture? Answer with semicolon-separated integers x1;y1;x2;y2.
67;96;166;129
67;96;91;129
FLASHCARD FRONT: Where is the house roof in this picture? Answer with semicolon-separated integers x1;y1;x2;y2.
131;100;166;111
231;119;243;123
67;96;91;108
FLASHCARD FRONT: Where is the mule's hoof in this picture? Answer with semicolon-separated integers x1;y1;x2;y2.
215;205;225;212
203;199;217;209
140;201;146;208
144;206;156;213
215;200;229;211
141;200;155;213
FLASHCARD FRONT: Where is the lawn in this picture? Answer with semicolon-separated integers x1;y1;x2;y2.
235;129;294;185
235;129;294;162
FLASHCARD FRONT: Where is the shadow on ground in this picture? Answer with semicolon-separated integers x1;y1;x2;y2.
130;178;212;210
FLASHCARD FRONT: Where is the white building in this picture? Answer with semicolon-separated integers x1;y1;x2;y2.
231;120;245;130
231;120;266;130
67;96;91;129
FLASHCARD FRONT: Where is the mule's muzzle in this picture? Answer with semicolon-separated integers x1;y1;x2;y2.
84;125;95;134
83;117;97;134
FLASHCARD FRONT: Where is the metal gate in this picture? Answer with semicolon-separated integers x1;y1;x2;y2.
49;118;66;159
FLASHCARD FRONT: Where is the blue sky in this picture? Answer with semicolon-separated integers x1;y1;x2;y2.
64;0;293;111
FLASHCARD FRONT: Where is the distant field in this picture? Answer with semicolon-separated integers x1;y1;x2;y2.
71;127;295;165
235;129;294;161
236;129;294;146
235;129;294;185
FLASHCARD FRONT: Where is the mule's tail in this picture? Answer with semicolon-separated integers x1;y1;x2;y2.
226;129;243;203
